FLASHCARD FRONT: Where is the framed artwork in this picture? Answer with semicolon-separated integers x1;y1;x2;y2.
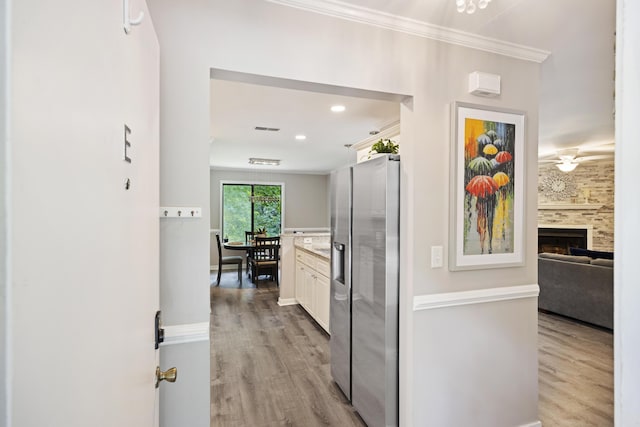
449;102;525;271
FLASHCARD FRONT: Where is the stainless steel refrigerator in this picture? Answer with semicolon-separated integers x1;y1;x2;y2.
330;154;400;427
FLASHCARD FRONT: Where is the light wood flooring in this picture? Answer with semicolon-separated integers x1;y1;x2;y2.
210;270;613;426
210;270;365;426
538;312;613;426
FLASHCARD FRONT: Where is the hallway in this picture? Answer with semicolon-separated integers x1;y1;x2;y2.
210;271;613;426
210;272;365;426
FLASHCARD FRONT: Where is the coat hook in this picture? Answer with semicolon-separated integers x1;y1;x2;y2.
123;0;145;34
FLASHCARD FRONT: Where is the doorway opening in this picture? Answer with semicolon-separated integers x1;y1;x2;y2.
208;69;411;424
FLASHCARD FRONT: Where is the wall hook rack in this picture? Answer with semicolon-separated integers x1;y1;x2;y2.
159;207;202;219
123;0;144;34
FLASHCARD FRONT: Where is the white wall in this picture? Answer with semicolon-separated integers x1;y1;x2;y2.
160;342;210;427
1;0;9;423
413;297;539;425
153;1;211;425
148;1;541;425
615;0;640;423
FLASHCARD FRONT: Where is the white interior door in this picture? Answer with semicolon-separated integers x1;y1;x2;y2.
10;0;160;425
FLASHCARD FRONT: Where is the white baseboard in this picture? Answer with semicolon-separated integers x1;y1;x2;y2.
519;422;542;427
413;284;539;311
161;322;209;346
278;298;299;306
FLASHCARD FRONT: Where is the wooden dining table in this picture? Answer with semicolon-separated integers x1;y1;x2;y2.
223;240;280;284
222;241;256;252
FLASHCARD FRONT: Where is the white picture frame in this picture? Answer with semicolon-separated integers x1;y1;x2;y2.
449;102;526;271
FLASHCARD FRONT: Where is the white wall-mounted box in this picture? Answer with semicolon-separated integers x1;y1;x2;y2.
468;71;501;97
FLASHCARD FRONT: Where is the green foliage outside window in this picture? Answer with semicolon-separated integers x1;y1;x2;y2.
222;184;282;242
223;185;251;242
253;185;282;237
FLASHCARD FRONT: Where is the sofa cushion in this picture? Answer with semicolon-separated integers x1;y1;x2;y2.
569;247;614;260
591;258;614;267
538;252;592;264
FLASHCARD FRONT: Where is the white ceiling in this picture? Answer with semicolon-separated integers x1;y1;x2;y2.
210;80;400;173
209;0;615;173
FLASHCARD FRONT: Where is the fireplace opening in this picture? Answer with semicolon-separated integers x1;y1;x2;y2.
538;228;588;254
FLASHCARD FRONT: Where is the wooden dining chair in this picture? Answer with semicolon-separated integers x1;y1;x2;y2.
244;231;255;275
248;236;280;286
215;234;242;286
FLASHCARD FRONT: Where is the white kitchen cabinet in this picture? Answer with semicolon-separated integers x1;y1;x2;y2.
314;273;330;331
304;267;315;316
294;247;331;333
295;262;307;309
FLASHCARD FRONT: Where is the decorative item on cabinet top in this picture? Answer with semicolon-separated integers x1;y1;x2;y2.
351;122;400;163
368;138;399;159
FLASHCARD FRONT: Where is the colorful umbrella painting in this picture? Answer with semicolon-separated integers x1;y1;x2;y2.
495;151;512;163
463;118;516;255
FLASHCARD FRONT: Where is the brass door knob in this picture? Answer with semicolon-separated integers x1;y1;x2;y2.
155;366;177;388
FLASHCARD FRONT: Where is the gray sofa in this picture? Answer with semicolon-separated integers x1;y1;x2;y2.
538;253;613;329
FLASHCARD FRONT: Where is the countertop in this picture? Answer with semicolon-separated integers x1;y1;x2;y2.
295;243;331;260
282;232;330;237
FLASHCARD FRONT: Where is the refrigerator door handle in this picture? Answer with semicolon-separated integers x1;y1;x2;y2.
332;242;345;284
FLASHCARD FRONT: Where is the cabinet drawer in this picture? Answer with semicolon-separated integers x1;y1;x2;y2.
296;249;316;269
296;250;310;267
316;258;330;277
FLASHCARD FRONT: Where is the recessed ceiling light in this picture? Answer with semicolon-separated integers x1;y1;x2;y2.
330;105;346;113
295;134;307;141
249;157;280;166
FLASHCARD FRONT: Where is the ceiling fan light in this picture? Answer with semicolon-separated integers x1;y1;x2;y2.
478;0;489;9
556;162;578;173
457;3;466;12
456;0;466;6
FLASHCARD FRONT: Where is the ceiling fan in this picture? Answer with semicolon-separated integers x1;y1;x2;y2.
538;146;614;172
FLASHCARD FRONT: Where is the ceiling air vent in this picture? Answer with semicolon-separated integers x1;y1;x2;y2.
254;126;280;132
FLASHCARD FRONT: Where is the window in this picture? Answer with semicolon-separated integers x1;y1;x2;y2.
222;183;283;242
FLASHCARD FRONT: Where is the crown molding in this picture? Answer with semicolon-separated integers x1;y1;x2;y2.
266;0;550;63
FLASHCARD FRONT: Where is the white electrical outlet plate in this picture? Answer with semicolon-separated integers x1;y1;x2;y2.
159;207;202;218
431;246;443;268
